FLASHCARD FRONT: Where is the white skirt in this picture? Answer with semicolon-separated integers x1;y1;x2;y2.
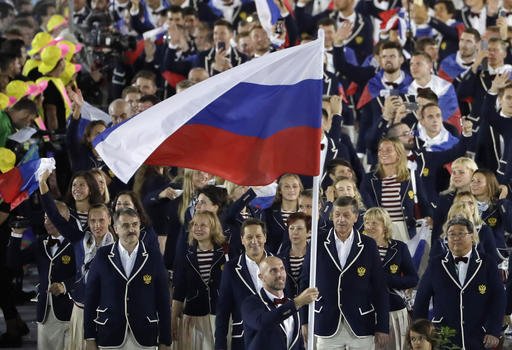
172;314;215;350
99;329;156;349
387;308;410;350
38;305;70;350
68;304;85;350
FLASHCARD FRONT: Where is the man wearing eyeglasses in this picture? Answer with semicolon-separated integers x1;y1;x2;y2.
413;217;505;349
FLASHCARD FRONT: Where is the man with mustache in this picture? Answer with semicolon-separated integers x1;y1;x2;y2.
84;208;171;349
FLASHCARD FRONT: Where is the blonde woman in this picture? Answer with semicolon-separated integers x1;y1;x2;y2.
470;169;512;264
432;157;478;241
360;138;432;242
363;208;418;350
178;169;211;225
172;211;227;350
265;174;303;254
159;169;210;270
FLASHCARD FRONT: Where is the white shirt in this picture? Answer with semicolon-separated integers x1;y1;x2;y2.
50;235;65;257
245;254;262;292
467;7;487;35
48;235;66;307
408;75;451;98
263;288;294;347
334;229;354;269
338;11;356;25
119;242;139;278
453;250;472;285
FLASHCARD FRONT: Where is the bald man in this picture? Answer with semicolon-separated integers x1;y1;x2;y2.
187;67;209;83
108;99;131;125
241;257;318;350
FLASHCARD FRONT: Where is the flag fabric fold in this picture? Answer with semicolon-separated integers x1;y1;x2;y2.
94;36;324;185
0;157;55;209
254;0;282;34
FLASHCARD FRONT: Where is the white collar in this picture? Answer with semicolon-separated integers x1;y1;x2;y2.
338;11;356;23
488;64;512;76
410;75;450;96
334;228;354;246
417;123;450;150
245;254;260;267
49;235;65;243
118;241;139;257
263;288;285;302
455;51;474;68
382;70;405;86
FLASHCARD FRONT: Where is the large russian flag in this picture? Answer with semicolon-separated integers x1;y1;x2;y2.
94;36;324;185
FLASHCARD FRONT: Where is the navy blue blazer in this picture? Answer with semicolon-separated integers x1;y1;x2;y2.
265;202;294;255
300;229;389;337
7;235;76;323
431;191;456;242
413;248;505;349
84;242;171;347
173;245;227;316
381;239;418;311
457;68;501;171
241;289;303;350
481;200;512;260
215;253;271;350
360;171;432;238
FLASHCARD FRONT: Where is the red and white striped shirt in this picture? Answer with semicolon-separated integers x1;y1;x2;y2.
381;176;404;222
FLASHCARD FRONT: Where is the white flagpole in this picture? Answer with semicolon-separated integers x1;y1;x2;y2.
307;174;321;350
306;29;324;350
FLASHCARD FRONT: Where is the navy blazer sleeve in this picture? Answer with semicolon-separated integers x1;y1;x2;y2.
172;251;187;303
332;46;375;85
154;251;172;346
41;193;84;243
141;225;160;252
412;263;433;320
456;69;480;101
130;11;155;35
215;262;235;349
429;17;460;41
242;297;298;331
414;173;433;218
359;173;378;209
484;256;506;337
